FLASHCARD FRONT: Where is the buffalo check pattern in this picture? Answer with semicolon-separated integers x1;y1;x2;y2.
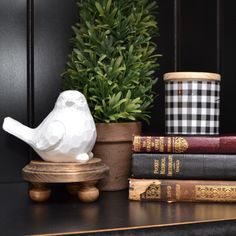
165;81;220;135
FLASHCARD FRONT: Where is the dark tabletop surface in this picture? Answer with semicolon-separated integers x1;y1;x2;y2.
1;183;236;235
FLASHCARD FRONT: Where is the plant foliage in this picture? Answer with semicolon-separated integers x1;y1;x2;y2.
62;0;160;123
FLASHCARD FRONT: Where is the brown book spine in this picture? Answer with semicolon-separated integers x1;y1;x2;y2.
129;178;236;202
132;135;236;153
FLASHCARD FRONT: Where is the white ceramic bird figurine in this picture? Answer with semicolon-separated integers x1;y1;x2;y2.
2;90;97;163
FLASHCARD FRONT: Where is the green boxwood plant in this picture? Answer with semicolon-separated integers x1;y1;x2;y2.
62;0;160;123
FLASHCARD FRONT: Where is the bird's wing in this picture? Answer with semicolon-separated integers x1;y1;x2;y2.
35;120;65;151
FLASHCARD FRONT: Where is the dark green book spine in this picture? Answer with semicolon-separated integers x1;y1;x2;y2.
132;153;236;179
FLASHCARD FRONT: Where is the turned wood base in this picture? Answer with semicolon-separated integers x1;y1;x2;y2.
22;158;109;203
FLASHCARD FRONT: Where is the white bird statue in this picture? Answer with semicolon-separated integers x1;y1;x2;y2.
2;90;97;163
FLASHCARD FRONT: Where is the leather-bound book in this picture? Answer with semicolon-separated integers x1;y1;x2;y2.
132;153;236;179
129;178;236;202
132;135;236;153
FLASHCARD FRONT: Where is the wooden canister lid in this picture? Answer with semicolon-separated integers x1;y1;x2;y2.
163;72;221;81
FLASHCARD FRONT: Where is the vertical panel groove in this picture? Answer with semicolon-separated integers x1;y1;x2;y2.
174;0;181;71
27;0;34;161
27;0;34;128
216;0;222;73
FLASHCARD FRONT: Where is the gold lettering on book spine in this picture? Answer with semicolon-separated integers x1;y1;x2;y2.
175;160;180;173
160;158;166;175
167;137;172;152
167;185;172;200
154;138;160;151
154;160;159;174
173;137;188;153
176;184;181;200
196;185;236;201
146;136;152;152
167;155;173;176
159;137;164;152
140;184;161;200
133;136;141;152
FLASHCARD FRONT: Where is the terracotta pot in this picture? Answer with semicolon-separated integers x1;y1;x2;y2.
93;122;141;191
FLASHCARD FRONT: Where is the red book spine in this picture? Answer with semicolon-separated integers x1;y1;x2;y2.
132;136;236;153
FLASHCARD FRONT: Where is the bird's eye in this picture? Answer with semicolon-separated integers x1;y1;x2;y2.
66;101;74;107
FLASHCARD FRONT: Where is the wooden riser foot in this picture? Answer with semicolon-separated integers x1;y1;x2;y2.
29;183;51;202
78;181;99;203
22;158;109;203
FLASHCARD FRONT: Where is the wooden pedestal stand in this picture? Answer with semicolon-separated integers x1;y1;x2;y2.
22;158;109;203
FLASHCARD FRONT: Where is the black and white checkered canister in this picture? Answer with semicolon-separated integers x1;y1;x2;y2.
164;72;221;135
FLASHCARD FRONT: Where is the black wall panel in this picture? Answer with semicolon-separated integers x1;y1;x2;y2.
143;0;175;134
220;1;236;133
0;0;28;182
0;0;236;183
179;0;218;72
34;0;77;126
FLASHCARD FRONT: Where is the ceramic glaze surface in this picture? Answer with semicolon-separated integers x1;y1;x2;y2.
2;90;97;162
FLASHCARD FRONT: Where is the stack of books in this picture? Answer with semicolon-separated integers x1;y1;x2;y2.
129;135;236;202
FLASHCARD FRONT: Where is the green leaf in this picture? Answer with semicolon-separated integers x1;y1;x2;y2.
62;0;160;124
95;1;105;16
127;115;136;120
125;90;131;99
99;55;107;62
114;91;122;103
106;0;112;12
114;56;123;68
112;98;127;109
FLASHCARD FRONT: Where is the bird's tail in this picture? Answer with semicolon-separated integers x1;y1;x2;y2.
2;117;34;145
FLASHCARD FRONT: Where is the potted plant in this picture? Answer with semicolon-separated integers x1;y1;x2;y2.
62;0;160;190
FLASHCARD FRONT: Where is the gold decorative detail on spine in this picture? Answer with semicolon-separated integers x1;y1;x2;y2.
173;137;188;153
176;184;181;200
140;184;161;200
167;185;172;200
142;140;146;149
159;137;164;152
154;160;159;174
167;155;173;176
167;137;172;152
154;138;160;151
196;185;236;201
160;157;166;175
133;136;141;152
146;136;152;152
175;160;180;173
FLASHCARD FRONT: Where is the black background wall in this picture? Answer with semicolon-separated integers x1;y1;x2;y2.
0;0;236;183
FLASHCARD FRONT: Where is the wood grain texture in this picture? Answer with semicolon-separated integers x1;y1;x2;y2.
163;72;221;81
29;183;51;202
22;158;109;183
78;181;100;202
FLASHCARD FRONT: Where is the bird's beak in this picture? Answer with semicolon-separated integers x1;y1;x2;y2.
65;101;74;107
